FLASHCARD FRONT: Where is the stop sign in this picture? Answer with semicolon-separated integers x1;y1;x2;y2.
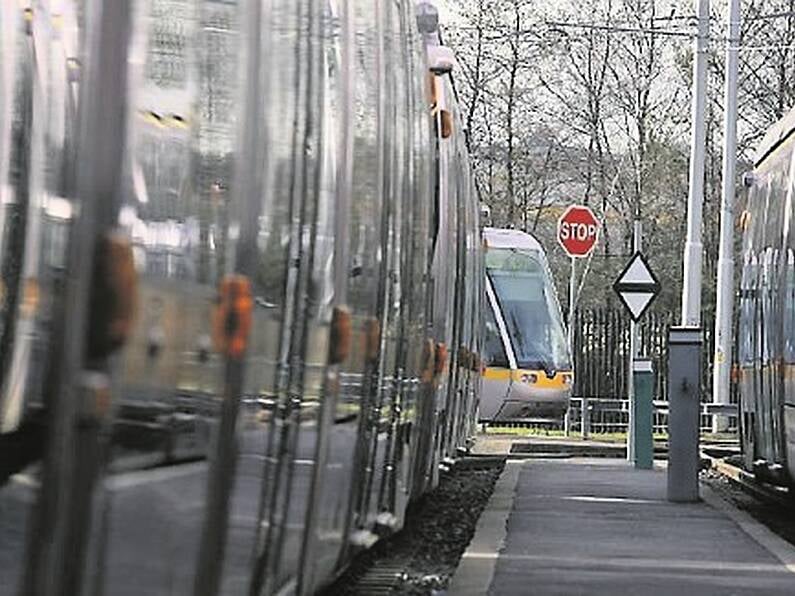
557;205;600;258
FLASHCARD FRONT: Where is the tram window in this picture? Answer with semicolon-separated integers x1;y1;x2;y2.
487;248;570;371
490;274;568;369
738;254;756;366
761;247;778;365
486;247;542;272
784;250;795;364
483;304;508;368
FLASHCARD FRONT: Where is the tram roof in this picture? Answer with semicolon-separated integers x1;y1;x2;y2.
483;228;545;252
755;106;795;168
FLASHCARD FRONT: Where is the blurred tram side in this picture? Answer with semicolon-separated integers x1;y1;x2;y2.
479;228;572;423
0;2;483;596
738;105;795;487
0;2;82;591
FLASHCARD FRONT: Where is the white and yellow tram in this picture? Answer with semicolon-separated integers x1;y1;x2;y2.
479;228;572;422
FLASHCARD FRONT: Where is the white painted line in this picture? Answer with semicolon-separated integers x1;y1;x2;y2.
701;483;795;574
517;493;667;505
106;461;207;490
542;457;637;467
461;552;499;560
447;460;523;596
561;495;666;505
460;553;794;574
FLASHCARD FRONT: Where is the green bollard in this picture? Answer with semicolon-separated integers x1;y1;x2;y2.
632;359;655;469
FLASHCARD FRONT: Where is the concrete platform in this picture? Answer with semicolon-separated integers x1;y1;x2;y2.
449;459;795;595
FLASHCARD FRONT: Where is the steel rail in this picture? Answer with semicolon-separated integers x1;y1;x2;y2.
711;458;794;509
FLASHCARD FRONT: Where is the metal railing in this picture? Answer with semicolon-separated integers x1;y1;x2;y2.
563;397;739;438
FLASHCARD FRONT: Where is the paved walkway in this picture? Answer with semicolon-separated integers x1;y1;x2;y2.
450;459;795;595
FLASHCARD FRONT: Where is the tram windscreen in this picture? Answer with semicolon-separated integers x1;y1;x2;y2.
484;304;509;368
487;248;570;371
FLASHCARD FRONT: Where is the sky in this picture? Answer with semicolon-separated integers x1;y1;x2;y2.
435;0;456;25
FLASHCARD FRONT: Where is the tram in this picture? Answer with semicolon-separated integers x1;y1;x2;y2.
0;2;482;595
737;105;795;486
479;228;572;422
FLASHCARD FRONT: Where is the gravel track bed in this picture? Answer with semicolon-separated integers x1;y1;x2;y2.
323;457;506;595
701;469;795;546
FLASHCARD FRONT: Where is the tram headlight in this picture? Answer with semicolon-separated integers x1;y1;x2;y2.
521;373;538;385
563;374;573;386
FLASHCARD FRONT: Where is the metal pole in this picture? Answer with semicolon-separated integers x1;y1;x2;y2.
712;0;740;433
568;256;576;355
628;220;642;461
582;396;590;439
681;0;710;327
28;1;132;593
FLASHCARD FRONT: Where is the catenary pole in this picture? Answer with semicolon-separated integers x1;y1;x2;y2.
681;0;710;327
712;0;740;433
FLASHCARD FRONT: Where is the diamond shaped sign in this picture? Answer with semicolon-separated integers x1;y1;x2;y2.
613;252;661;322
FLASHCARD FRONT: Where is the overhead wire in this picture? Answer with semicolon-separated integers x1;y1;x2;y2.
449;17;795;53
447;5;795;42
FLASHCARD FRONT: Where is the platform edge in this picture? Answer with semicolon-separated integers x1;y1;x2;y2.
701;482;795;574
447;460;523;596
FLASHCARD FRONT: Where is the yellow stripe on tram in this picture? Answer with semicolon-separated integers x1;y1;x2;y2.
483;367;573;389
482;368;512;381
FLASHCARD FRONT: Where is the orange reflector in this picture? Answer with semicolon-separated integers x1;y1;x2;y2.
364;318;381;364
434;342;448;376
428;72;438;106
212;275;253;359
421;338;436;383
87;232;138;359
739;210;751;232
440;110;453;139
329;306;352;365
20;277;39;318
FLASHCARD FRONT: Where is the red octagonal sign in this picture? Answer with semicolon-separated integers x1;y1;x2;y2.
557;205;600;258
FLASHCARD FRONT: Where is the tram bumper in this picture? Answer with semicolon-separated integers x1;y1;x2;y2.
494;384;571;421
479;368;572;422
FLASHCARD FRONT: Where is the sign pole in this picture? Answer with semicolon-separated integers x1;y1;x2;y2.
628;221;642;462
568;256;576;356
613;227;660;467
628;327;635;461
557;203;600;437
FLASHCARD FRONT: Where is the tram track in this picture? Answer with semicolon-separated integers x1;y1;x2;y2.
704;457;795;550
322;457;505;595
708;458;794;508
